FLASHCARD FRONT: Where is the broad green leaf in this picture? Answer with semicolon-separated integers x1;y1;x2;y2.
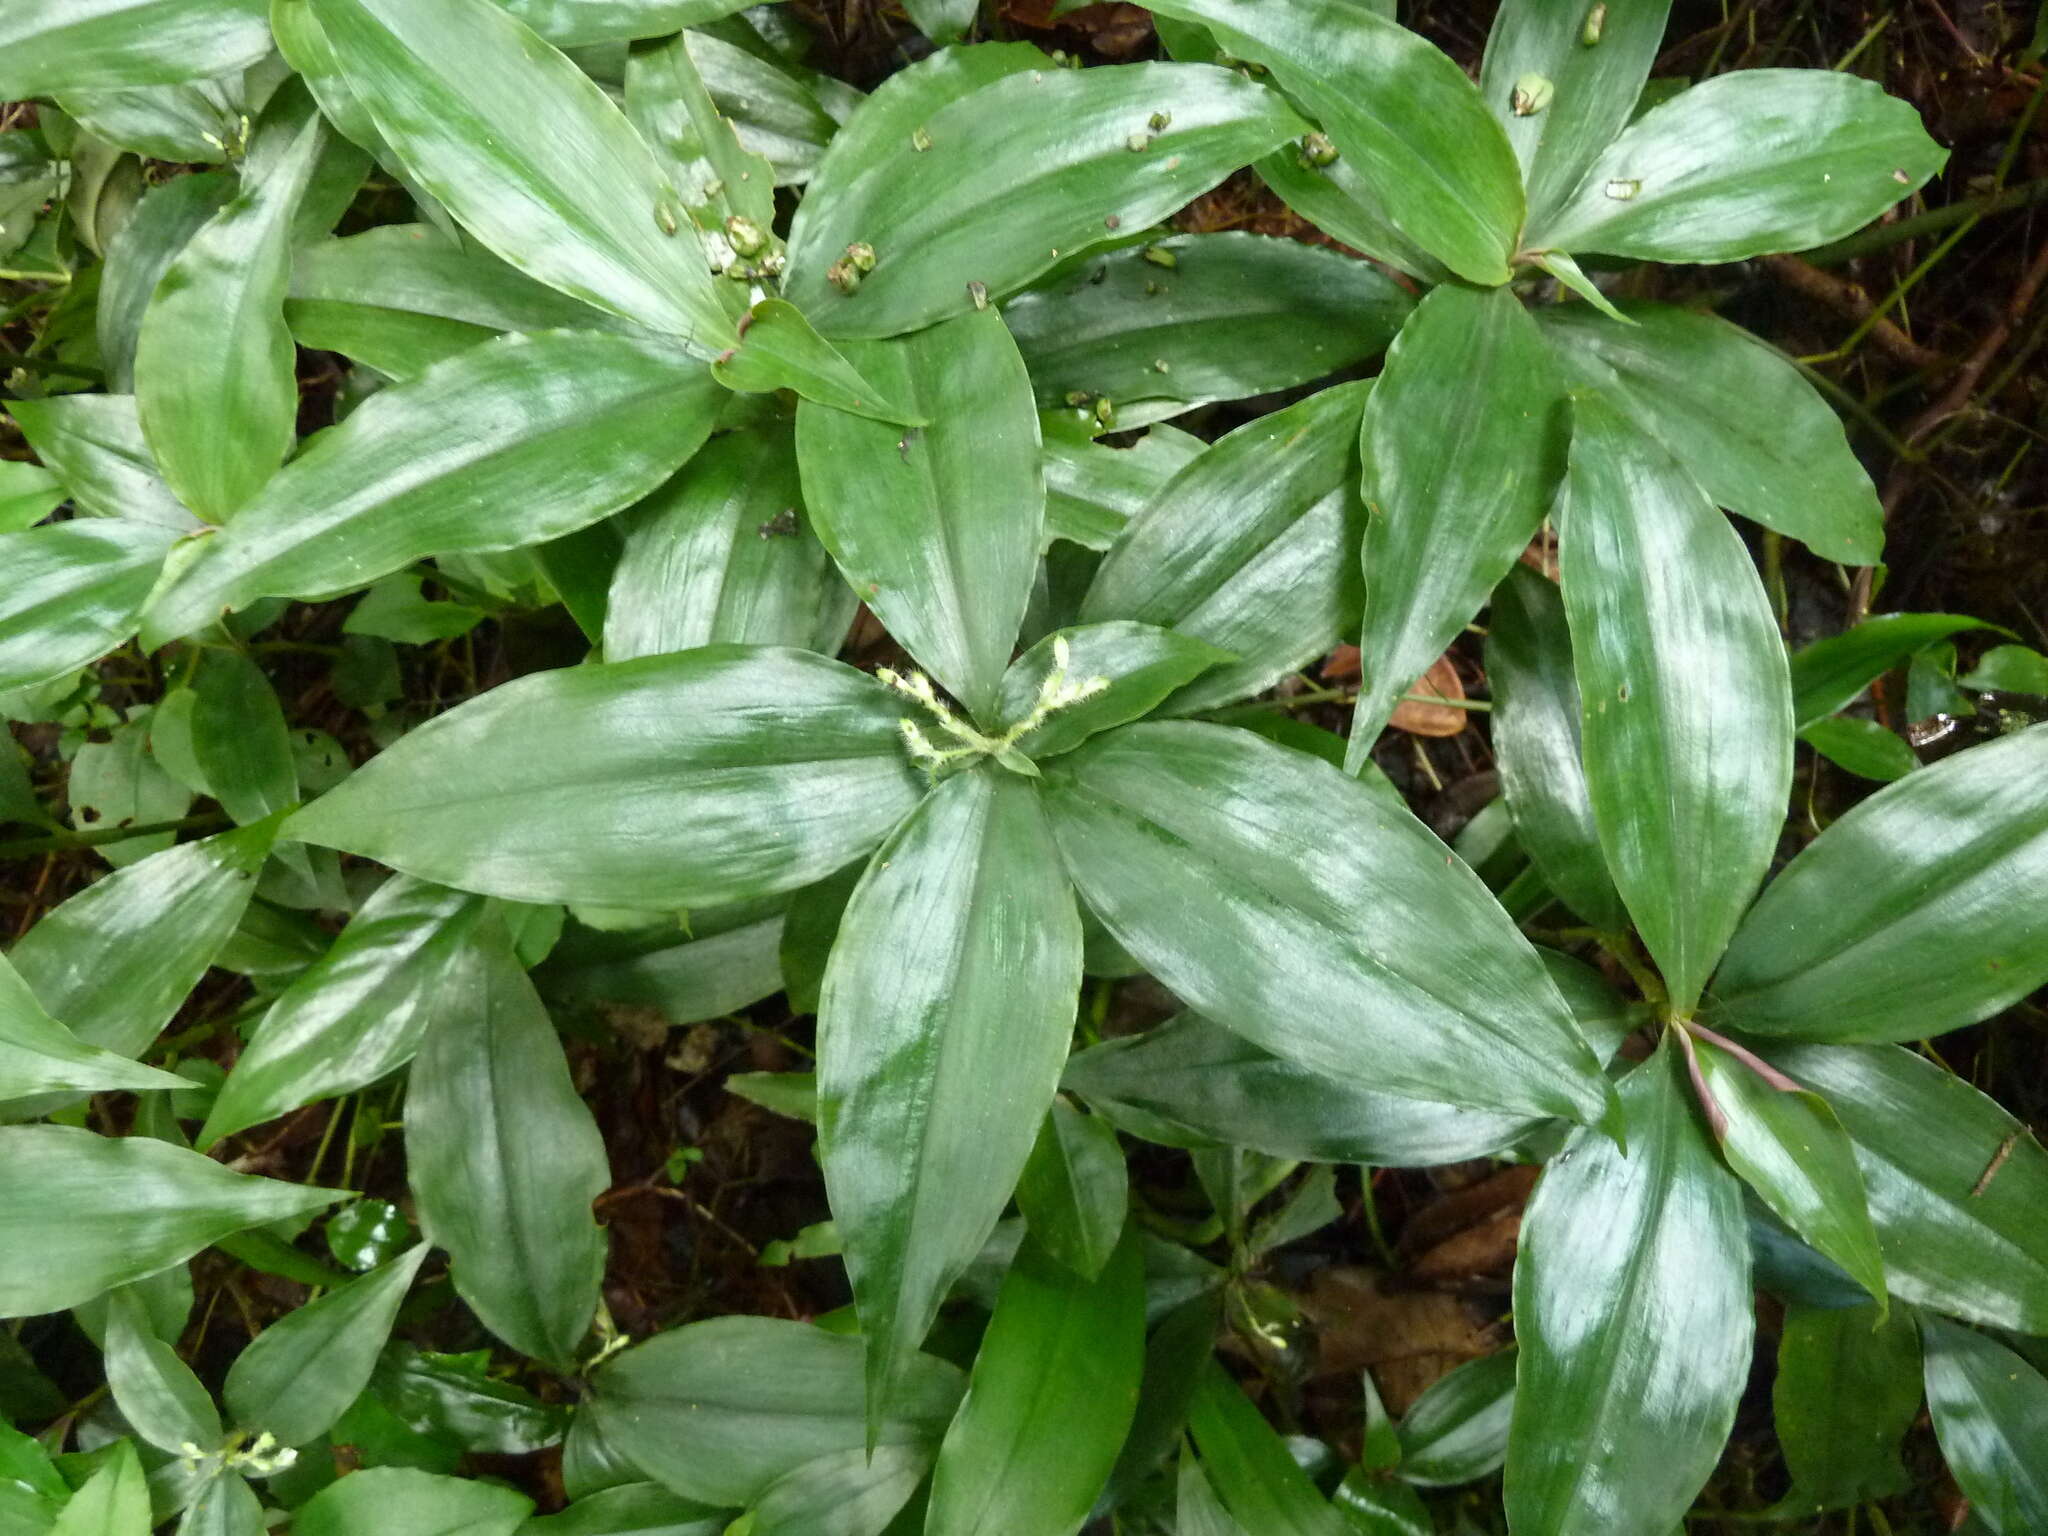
1800;716;1919;782
1395;1351;1516;1487
104;1286;222;1453
1081;381;1368;714
1772;1301;1920;1513
499;0;754;44
818;767;1082;1414
1252;143;1445;284
993;621;1230;762
0;950;188;1099
1711;725;2048;1041
538;904;787;1030
1015;1098;1129;1280
293;1468;532;1536
58;74;245;163
1794;613;2000;729
1178;1447;1252;1536
287;647;923;908
0;1125;338;1315
405;924;608;1368
783;54;1305;337
1504;1044;1751;1535
341;575;485;647
1686;1028;1887;1309
66;709;191;870
927;1229;1143;1536
1001;233;1411;413
1186;1363;1346;1536
134;84;344;523
189;648;297;826
1556;391;1793;1014
1533;70;1946;262
587;1317;965;1507
1044;425;1203;552
0;521;178;695
1479;0;1672;224
224;1245;430;1446
5;395;199;531
1920;1317;2048;1533
683;22;854;192
47;1439;149;1536
1488;564;1627;932
142;332;723;646
1139;0;1521;285
0;2;272;98
307;0;733;348
98;172;235;396
369;1343;566;1454
1348;281;1566;751
175;1474;263;1536
713;299;921;426
624;25;778;238
521;1483;726;1536
604;423;850;663
1537;302;1885;564
744;1446;929;1536
795;309;1042;720
0;459;65;532
1756;1042;2048;1333
1042;724;1616;1129
1961;643;2048;695
779;862;863;1017
901;0;974;44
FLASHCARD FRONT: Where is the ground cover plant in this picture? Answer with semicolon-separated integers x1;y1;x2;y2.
2;0;2047;1531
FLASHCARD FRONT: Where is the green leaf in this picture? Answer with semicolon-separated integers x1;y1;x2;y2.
1081;380;1368;715
1961;643;2048;695
1252;143;1445;285
499;0;755;44
926;1228;1143;1536
684;21;854;192
623;25;778;237
1800;716;1919;782
1139;0;1521;285
369;1344;566;1455
1015;1098;1128;1280
0;521;178;695
1556;390;1794;1014
587;1317;965;1507
1504;1043;1752;1535
1685;1027;1887;1310
293;1467;532;1536
901;0;974;44
539;904;787;1030
604;422;850;663
0;950;189;1099
1920;1316;2048;1533
1772;1301;1920;1513
1001;233;1411;413
1537;302;1885;564
819;767;1082;1415
98;171;235;395
713;299;922;426
224;1245;430;1446
1348;281;1567;750
795;308;1043;720
66;708;192;870
1044;425;1203;552
0;1125;339;1316
1711;725;2048;1041
307;0;733;349
993;621;1230;761
405;923;608;1368
141;332;724;646
1394;1350;1515;1487
0;1;272;98
784;52;1305;337
1186;1363;1347;1536
1533;70;1946;262
1178;1447;1252;1536
287;647;923;908
47;1439;149;1536
520;1483;726;1536
103;1286;222;1453
175;1472;264;1536
189;648;298;826
1042;724;1616;1129
57;74;245;163
341;575;485;646
6;394;200;531
0;458;66;533
1788;612;1998;728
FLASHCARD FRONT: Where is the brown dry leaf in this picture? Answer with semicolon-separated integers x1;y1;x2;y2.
1389;654;1468;737
1321;643;1361;683
1296;1266;1491;1412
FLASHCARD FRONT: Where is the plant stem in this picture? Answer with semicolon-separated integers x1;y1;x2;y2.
0;812;227;859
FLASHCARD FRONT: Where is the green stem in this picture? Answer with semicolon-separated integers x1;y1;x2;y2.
0;812;227;860
1800;176;2048;266
0;349;104;383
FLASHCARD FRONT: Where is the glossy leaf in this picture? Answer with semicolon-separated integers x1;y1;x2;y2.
0;521;178;695
1015;1098;1129;1280
189;648;297;826
405;925;609;1368
993;622;1229;762
539;905;787;1030
1081;381;1368;714
0;459;64;533
1712;725;2048;1041
1505;1045;1751;1535
1920;1316;2048;1534
1534;70;1946;262
1349;281;1566;750
1556;391;1793;1014
0;1125;338;1316
819;767;1082;1414
1044;425;1203;552
104;1286;222;1453
142;332;722;645
1043;724;1615;1128
0;950;188;1100
520;1484;726;1536
1395;1350;1516;1487
499;0;755;44
684;22;853;192
5;394;198;531
1961;643;2048;695
293;1468;532;1536
1773;1301;1920;1513
1252;143;1445;285
47;1439;149;1536
98;171;234;395
795;308;1042;719
288;647;922;908
1786;612;1997;728
1186;1363;1347;1536
712;299;920;425
176;1473;263;1536
0;1;272;98
1178;1447;1252;1536
624;24;779;237
1801;716;1919;782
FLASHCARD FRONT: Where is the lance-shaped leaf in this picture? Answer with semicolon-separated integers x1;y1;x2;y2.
683;22;855;191
189;648;298;827
99;172;234;395
289;647;922;909
46;1439;149;1536
1186;1363;1347;1536
293;1468;532;1536
992;622;1230;762
1045;425;1202;552
1533;70;1946;262
1042;723;1616;1129
1001;234;1411;414
5;395;199;531
1920;1317;2048;1533
1015;1098;1128;1281
405;924;609;1368
0;520;179;695
1081;381;1368;715
626;25;787;239
134;85;340;523
0;1125;340;1316
1252;143;1446;285
538;900;787;1031
1537;302;1885;565
1505;1044;1751;1536
0;951;187;1100
1556;391;1793;1015
605;422;850;663
1711;725;2048;1042
0;1;272;98
1787;612;1999;728
104;1286;223;1453
200;879;485;1147
1348;283;1566;754
499;0;755;44
142;331;723;646
819;766;1082;1416
307;0;731;348
784;54;1304;336
1396;1350;1517;1486
1773;1301;1921;1513
224;1244;430;1446
1756;1042;2048;1334
177;1473;263;1536
713;300;922;426
522;1486;726;1536
1141;0;1521;285
795;309;1042;721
